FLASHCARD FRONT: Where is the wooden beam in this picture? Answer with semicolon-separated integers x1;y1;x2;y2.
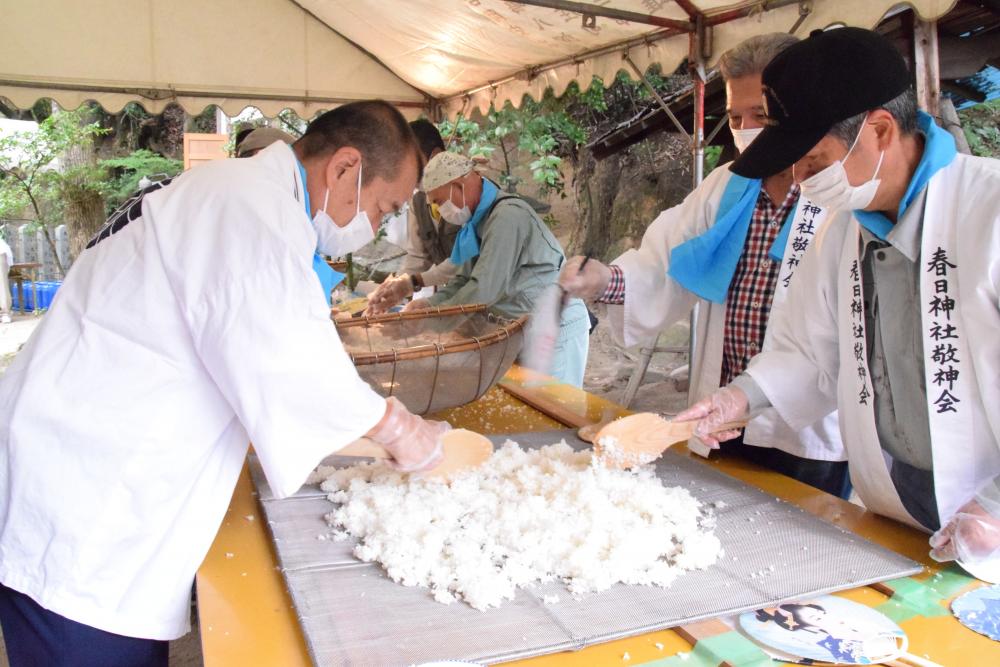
912;17;941;118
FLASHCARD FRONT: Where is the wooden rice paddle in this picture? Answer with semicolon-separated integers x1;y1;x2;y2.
336;428;493;478
589;413;747;469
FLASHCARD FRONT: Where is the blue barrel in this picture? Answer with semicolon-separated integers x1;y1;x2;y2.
10;280;62;311
42;282;53;310
36;281;60;309
10;281;33;311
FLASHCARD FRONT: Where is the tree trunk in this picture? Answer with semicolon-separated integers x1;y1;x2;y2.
62;111;109;261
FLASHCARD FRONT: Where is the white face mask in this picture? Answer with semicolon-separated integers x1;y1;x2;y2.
732;126;763;154
380;205;409;248
798;115;885;211
439;182;471;226
313;161;375;257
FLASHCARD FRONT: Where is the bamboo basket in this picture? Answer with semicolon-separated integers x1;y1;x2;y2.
335;304;526;415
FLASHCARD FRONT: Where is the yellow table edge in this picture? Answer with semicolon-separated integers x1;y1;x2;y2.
196;366;996;666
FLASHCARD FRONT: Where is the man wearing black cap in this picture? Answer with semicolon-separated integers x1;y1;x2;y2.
559;33;848;498
677;27;1000;578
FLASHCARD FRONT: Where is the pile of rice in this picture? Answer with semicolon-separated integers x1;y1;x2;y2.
315;440;722;610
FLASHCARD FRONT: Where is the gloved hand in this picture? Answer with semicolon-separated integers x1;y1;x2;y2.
673;386;749;448
366;396;449;472
365;274;414;315
403;298;432;313
930;499;1000;565
330;307;353;322
559;255;613;300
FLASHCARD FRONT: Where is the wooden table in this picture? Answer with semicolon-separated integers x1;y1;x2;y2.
196;366;998;666
8;262;40;313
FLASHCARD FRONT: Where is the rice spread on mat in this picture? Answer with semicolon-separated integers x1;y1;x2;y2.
313;440;722;610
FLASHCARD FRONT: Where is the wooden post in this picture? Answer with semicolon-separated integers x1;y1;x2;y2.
939;97;971;154
912;16;941;118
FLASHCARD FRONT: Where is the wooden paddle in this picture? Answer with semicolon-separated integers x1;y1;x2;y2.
336;428;494;478
590;413;747;469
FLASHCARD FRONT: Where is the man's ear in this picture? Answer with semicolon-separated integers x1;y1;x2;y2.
868;109;896;151
324;147;362;186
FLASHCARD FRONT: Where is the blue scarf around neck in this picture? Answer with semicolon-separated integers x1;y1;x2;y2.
295;159;345;304
853;110;957;240
450;177;499;265
667;172;794;303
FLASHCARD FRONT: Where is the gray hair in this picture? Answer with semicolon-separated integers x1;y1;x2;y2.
827;88;919;146
718;33;800;81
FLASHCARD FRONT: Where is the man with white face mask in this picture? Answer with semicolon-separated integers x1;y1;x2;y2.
559;33;848;497
679;27;1000;579
409;151;591;387
0;100;451;665
365;119;459;314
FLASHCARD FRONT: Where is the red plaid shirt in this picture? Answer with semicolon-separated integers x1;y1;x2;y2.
599;185;799;386
720;185;799;385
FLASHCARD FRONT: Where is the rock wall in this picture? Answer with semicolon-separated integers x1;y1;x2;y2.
571;132;693;261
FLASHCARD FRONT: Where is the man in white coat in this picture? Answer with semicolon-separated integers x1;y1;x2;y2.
0;101;450;665
0;235;11;323
560;33;848;497
679;28;1000;577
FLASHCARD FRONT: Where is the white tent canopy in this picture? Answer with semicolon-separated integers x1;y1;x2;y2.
0;0;957;119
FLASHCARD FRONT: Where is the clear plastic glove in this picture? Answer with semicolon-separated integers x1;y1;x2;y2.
365;274;414;315
403;298;432;313
673;386;749;448
366;396;449;472
930;499;1000;565
559;255;613;300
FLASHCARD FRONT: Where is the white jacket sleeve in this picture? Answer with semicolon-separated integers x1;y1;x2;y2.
608;166;733;348
163;184;387;499
744;214;849;431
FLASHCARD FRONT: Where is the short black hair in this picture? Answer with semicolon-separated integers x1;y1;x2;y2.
295;100;422;184
409;119;445;160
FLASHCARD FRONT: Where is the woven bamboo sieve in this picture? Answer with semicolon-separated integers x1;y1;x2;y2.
336;304;526;415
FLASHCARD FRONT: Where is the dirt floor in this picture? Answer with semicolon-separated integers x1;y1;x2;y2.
0;301;690;667
581;302;691;416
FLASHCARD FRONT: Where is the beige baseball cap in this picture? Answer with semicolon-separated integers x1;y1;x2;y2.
236;128;296;157
420;151;474;192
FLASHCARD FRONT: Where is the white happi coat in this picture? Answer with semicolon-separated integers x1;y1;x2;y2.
0;142;387;639
747;154;1000;529
607;164;843;460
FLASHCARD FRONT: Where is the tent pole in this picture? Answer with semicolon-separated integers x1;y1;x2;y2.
690;64;705;188
623;54;691;142
687;23;707;405
505;0;692;31
689;16;708;189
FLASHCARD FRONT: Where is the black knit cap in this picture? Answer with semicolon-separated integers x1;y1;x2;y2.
731;27;911;179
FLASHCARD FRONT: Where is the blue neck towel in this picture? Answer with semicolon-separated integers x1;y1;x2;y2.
854;110;957;240
668;172;764;304
450;177;500;266
295;159;345;304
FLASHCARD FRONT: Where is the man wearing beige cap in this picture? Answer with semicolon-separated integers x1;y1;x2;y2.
235;127;295;158
408;151;590;386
